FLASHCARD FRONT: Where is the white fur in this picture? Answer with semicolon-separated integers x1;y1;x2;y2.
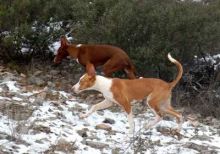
72;74;85;93
168;53;177;63
76;58;79;63
80;99;113;118
92;76;114;100
76;44;82;48
72;75;114;100
127;111;134;135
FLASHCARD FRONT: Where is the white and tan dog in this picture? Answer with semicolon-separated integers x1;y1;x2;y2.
72;53;183;135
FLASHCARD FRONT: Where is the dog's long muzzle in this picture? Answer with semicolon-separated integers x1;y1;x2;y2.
72;85;80;94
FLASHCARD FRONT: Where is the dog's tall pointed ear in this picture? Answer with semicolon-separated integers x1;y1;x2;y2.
60;36;69;47
86;63;96;77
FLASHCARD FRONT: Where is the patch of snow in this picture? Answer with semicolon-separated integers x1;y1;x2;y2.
58;91;70;98
0;115;17;135
196;53;220;70
0;96;11;100
12;97;23;101
49;36;73;54
49;41;60;54
21;47;33;53
0;81;19;92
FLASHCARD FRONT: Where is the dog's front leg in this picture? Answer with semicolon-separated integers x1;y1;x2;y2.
80;99;113;118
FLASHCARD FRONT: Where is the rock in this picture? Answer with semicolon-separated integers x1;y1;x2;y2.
46;138;77;153
28;76;45;86
47;81;55;88
85;140;109;149
49;70;60;76
112;148;121;154
191;134;213;141
20;73;26;78
189;120;200;127
33;70;43;76
33;91;47;105
95;123;112;131
211;118;219;127
77;128;88;138
184;142;217;153
16;122;30;134
103;118;115;124
32;124;52;134
45;90;60;101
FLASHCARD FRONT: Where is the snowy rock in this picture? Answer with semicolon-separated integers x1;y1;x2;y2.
77;128;88;138
32;125;52;134
95;123;112;131
191;134;213;141
184;142;218;154
45;138;77;153
85;140;109;149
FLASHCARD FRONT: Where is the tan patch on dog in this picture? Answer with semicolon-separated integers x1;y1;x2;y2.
78;74;96;90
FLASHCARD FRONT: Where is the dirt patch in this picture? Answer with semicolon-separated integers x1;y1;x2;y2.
0;102;34;121
45;138;77;154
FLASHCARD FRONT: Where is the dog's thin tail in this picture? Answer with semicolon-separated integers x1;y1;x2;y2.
167;53;183;88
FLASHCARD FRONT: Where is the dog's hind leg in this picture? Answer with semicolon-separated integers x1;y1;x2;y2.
164;106;183;131
145;99;163;129
160;97;183;131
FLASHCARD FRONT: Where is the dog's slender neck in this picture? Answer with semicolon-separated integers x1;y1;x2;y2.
93;75;112;91
67;45;79;58
92;75;113;98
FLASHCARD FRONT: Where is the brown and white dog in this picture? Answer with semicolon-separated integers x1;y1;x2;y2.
54;36;136;79
72;53;183;135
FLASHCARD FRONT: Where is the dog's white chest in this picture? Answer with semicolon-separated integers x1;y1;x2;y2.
76;58;79;63
76;44;82;48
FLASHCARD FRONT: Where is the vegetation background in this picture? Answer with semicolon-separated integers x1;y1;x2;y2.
0;0;220;117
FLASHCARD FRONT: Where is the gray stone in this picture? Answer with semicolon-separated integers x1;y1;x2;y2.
47;81;55;88
77;128;88;138
33;70;43;76
184;142;218;154
85;140;109;149
28;76;45;86
95;123;112;131
50;70;60;76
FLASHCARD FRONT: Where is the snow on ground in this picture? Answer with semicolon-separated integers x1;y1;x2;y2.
0;70;220;153
196;53;220;70
49;36;73;54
